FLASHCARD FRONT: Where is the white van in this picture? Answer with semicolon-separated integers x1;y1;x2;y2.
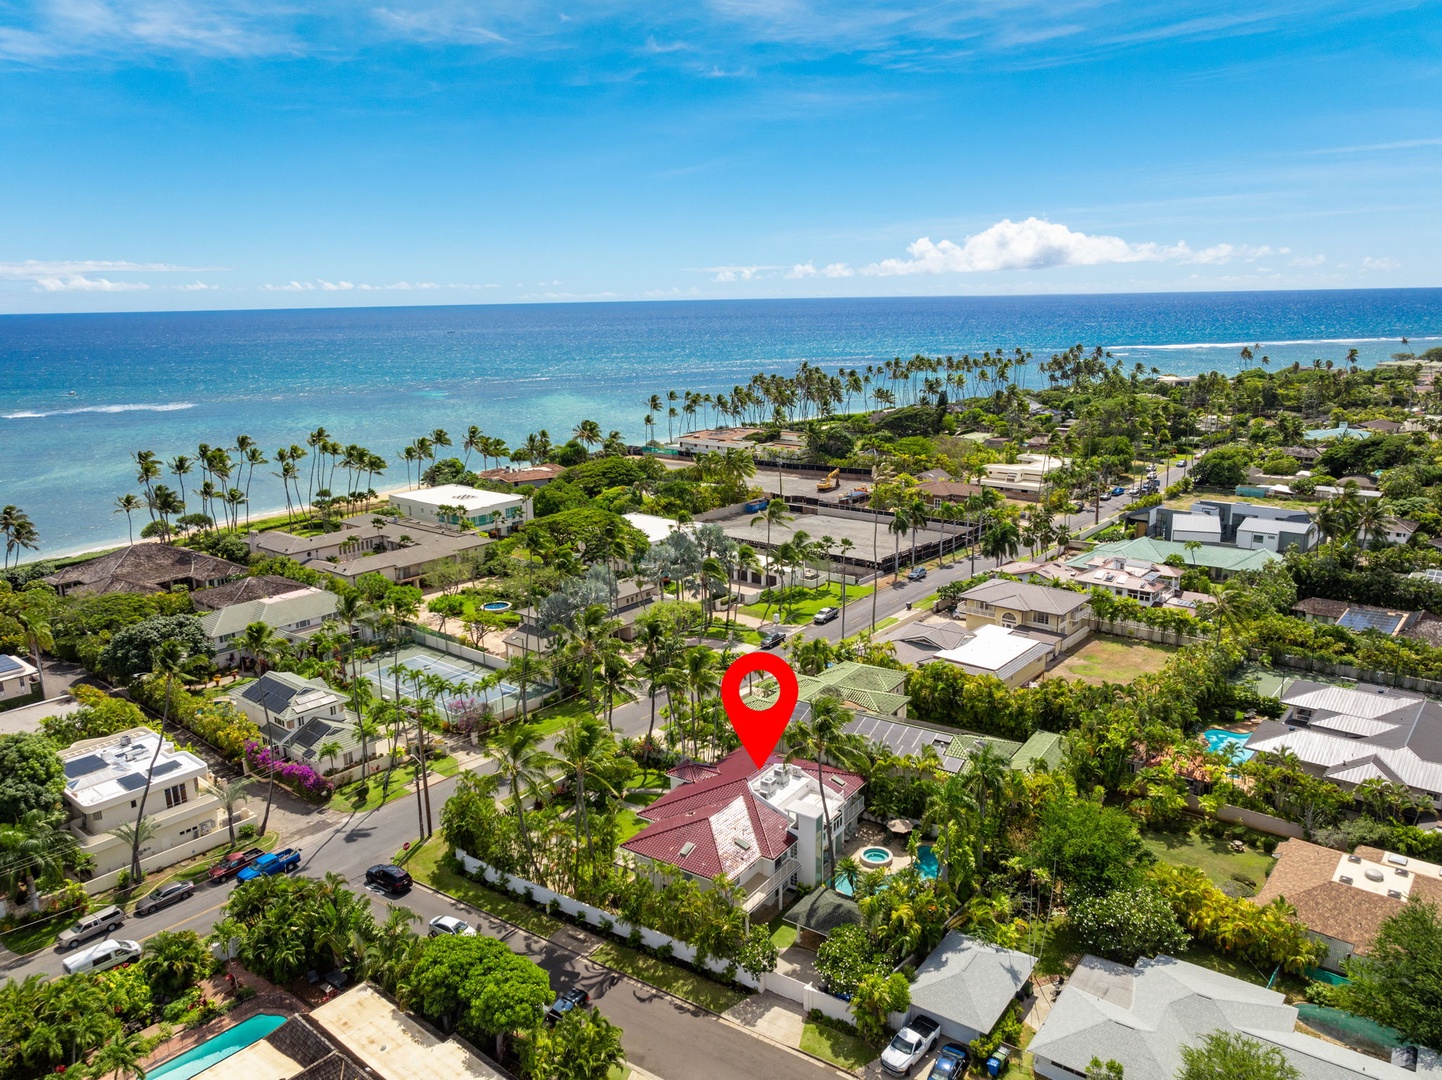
61;938;142;976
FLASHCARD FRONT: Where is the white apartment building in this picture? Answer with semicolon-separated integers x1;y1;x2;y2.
389;485;531;535
60;728;232;880
980;454;1068;501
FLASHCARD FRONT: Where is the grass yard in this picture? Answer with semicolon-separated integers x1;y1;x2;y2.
1045;635;1176;685
799;1022;878;1070
616;808;648;841
741;581;875;622
1032;917;1084;978
399;838;563;937
1142;827;1275;896
769;917;797;951
590;942;748;1013
528;692;632;737
701;625;764;646
336;756;457;812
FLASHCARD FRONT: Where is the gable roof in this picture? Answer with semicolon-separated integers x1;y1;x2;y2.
958;578;1091;616
199;586;340;639
751;661;910;717
45;544;246;595
910;932;1035;1035
1069;537;1278;573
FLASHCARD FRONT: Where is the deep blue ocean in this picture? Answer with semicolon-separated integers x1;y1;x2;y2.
3;290;1440;558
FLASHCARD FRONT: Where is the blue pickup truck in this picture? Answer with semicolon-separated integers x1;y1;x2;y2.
236;848;302;882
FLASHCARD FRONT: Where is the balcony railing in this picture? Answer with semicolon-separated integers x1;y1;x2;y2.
742;857;799;911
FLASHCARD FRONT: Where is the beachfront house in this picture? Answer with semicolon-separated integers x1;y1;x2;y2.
43;545;246;597
59;727;232;881
389;484;531;535
248;513;491;586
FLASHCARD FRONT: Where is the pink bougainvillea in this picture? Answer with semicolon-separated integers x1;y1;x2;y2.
244;741;336;802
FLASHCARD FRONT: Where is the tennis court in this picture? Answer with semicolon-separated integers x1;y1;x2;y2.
363;644;519;710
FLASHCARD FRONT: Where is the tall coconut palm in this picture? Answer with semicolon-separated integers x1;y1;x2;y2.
112;493;144;545
216;777;252;844
0;810;79;913
556;716;620;890
486;723;557;880
128;640;188;882
887;501;913;582
10;604;53;700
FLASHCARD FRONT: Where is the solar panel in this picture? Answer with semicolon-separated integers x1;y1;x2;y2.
64;754;107;778
152;760;182;778
1337;608;1403;635
0;654;25;674
117;773;149;791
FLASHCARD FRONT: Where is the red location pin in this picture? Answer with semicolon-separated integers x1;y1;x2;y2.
721;651;800;769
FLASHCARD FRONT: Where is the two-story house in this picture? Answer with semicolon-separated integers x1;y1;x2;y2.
389;484;531;535
59;728;231;879
1065;554;1183;606
198;585;341;668
955;579;1091;650
230;671;366;772
979;454;1068;501
621;748;865;917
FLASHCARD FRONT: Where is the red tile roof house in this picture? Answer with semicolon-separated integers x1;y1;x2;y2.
621;749;865;918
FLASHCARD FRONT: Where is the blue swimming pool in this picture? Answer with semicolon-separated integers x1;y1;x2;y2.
147;1013;289;1080
1202;729;1254;762
833;845;939;896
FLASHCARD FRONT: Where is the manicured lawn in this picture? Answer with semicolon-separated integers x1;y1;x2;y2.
1033;916;1083;977
627;768;670;790
590;942;748;1013
616;808;648;841
528;692;631;737
1045;635;1176;685
170;831;281;884
336;757;456;812
769;918;797;951
1142;827;1275;895
623;790;661;808
799;1022;878;1070
400;838;563;937
701;626;764;646
741;581;875;622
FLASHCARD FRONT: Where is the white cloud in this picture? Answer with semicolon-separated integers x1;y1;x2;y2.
260;280;317;292
1290;254;1327;267
261;279;445;292
0;259;221;280
1362;256;1400;271
703;264;782;282
786;261;855;279
34;275;150;292
858;218;1280;276
172;281;219;290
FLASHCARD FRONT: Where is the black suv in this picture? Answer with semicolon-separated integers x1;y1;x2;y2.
365;864;413;894
546;986;591;1025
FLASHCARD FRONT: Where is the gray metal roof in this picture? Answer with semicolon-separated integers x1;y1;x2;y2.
909;932;1035;1034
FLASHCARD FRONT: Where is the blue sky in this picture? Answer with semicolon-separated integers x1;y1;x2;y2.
0;0;1438;312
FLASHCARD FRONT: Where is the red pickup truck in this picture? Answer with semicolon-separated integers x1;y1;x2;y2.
208;847;266;882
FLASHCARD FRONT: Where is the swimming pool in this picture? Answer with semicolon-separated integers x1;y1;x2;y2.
832;845;939;896
1202;729;1254;762
147;1013;288;1080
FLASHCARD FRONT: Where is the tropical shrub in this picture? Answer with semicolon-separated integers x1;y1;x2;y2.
244;741;335;802
1068;884;1190;963
1152;863;1323;973
816;924;892;996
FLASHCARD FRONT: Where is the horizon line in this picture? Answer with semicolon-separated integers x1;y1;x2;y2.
4;283;1442;320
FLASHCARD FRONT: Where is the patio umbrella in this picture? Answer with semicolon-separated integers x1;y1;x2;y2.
886;818;913;834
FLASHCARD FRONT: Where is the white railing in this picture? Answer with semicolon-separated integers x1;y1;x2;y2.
742;857;799;912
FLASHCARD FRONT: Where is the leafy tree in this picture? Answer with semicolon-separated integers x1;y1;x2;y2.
815;923;892;996
140;930;213;999
1336;900;1442;1052
1029;790;1150;898
1191;446;1252;488
410;934;553;1057
0;732;64;823
98;614;211;681
1176;1031;1300;1080
1069;885;1190;963
1088;1059;1125;1079
850;971;910;1044
522;1007;626;1080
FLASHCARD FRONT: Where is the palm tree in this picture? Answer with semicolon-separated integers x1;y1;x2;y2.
113;493;144;545
10;604;53;700
1184;539;1203;565
504;650;549;723
784;694;866;877
750;498;793;597
127;640;188;883
318;740;343;775
216;777;252;844
556;716;620;890
574;419;603;457
887;502;912;582
981;518;1021;567
235;621;279;672
111;816;160;881
0;810;79;913
960;743;1010;875
1;504;39;569
486;723;557;880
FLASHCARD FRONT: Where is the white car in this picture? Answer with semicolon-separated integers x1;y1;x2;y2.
62;938;142;976
428;914;477;937
880;1015;940;1076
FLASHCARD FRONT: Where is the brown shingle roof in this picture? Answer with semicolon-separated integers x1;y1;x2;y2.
1253;839;1402;954
192;574;311;611
44;544;246;595
1292;597;1352;619
917;479;983;502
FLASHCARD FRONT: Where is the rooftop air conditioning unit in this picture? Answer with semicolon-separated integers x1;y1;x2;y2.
118;734;131;747
1340;875;1354;884
1348;854;1363;863
1388;889;1404;899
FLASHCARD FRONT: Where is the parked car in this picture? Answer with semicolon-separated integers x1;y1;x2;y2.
759;631;786;649
365;864;414;894
1111;486;1126;496
931;1044;970;1080
545;986;591;1025
208;847;266;882
62;938;141;976
906;566;928;581
236;847;302;882
428;914;476;937
56;905;125;952
880;1015;940;1076
812;606;839;625
135;880;196;915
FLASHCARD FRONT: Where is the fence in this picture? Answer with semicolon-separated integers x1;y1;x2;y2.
1261;650;1442;697
453;850;856;1017
1182;796;1305;839
1084;614;1198;646
81;823;242;894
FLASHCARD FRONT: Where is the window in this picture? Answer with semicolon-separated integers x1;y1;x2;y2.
164;783;189;809
1033;612;1050;626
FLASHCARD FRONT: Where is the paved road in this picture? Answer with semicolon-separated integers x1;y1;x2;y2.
0;779;844;1080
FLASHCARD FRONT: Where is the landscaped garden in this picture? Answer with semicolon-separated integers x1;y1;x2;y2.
1142;825;1277;897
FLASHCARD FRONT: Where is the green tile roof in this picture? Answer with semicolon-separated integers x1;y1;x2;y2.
942;730;1023;761
753;661;910;716
1069;536;1278;573
1013;731;1065;771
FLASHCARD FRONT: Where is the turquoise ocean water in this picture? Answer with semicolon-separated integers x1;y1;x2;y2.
2;290;1440;558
